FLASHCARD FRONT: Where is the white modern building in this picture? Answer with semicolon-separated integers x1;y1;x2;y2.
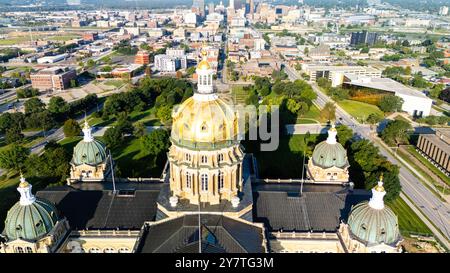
302;64;382;86
154;54;181;72
344;75;433;117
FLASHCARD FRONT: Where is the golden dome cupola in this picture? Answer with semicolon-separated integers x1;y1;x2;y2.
195;48;215;97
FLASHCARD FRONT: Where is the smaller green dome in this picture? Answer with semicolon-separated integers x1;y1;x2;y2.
72;139;107;165
72;121;107;166
348;177;400;246
311;126;348;168
3;176;59;241
348;202;400;245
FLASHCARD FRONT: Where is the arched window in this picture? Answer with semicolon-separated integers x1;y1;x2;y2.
186;172;192;188
218;153;224;162
185;153;191;161
201;174;208;191
201;155;208;164
15;247;24;253
218;171;224;189
25;247;33;253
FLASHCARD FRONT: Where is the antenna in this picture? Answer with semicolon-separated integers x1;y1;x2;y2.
300;151;305;196
109;150;116;194
198;199;202;253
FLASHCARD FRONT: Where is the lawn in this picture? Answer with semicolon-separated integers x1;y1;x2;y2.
103;79;126;89
337;99;384;122
387;197;432;237
296;104;321;124
231;85;250;104
243;134;324;178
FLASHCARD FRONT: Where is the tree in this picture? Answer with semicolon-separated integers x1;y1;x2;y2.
336;124;353;148
317;77;331;90
25;141;71;186
5;127;24;144
365;167;401;202
319;102;336;122
381;120;412;147
156;105;173;123
103;127;123;149
0;144;29;172
379;95;403;113
366;113;383;126
140;129;170;158
411;74;431;89
48;96;69;120
63;119;82;137
133;122;146;138
286;99;301;114
439;88;450;103
429;84;444;99
24;97;45;115
328;87;349;101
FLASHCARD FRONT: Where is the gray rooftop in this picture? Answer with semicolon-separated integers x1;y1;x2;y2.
253;183;370;232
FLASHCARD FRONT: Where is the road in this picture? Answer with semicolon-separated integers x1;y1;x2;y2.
285;64;450;249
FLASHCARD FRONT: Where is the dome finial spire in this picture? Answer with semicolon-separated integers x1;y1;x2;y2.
17;173;36;206
369;173;386;210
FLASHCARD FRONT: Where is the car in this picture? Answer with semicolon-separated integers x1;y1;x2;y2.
7;103;13;109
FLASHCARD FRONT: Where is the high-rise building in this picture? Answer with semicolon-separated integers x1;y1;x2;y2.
229;0;234;10
350;31;378;46
193;0;206;17
439;6;449;16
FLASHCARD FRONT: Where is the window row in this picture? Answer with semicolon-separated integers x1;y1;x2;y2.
184;172;225;191
88;247;130;253
184;153;225;163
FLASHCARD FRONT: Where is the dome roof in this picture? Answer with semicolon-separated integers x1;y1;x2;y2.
197;49;211;71
72;121;107;166
3;176;59;241
311;125;348;169
348;202;400;246
347;176;401;246
72;140;107;165
198;59;211;70
171;96;239;147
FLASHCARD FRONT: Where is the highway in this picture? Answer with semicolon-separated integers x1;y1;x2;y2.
284;64;450;248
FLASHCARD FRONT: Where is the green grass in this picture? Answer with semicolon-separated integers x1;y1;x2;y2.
337;100;384;122
406;146;450;186
103;80;126;88
231;85;250;104
0;34;80;45
387;197;432;237
244;134;323;178
296;104;321;124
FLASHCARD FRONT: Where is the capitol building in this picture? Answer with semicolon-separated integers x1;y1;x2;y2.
0;50;402;253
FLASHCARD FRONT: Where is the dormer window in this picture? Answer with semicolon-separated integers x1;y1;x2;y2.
361;224;367;230
201;123;207;131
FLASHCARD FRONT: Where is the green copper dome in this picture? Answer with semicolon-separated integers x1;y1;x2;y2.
311;126;349;169
72;121;107;166
347;177;401;246
348;202;400;246
3;177;59;241
72;139;107;165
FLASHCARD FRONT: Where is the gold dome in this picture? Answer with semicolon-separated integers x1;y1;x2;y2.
171;97;239;145
197;59;211;70
197;49;211;71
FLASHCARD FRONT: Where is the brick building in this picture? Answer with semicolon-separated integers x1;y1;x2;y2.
30;67;77;91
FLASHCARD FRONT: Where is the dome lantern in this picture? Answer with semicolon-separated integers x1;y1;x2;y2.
368;174;386;210
82;119;94;142
195;46;215;96
326;123;337;145
17;173;36;206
